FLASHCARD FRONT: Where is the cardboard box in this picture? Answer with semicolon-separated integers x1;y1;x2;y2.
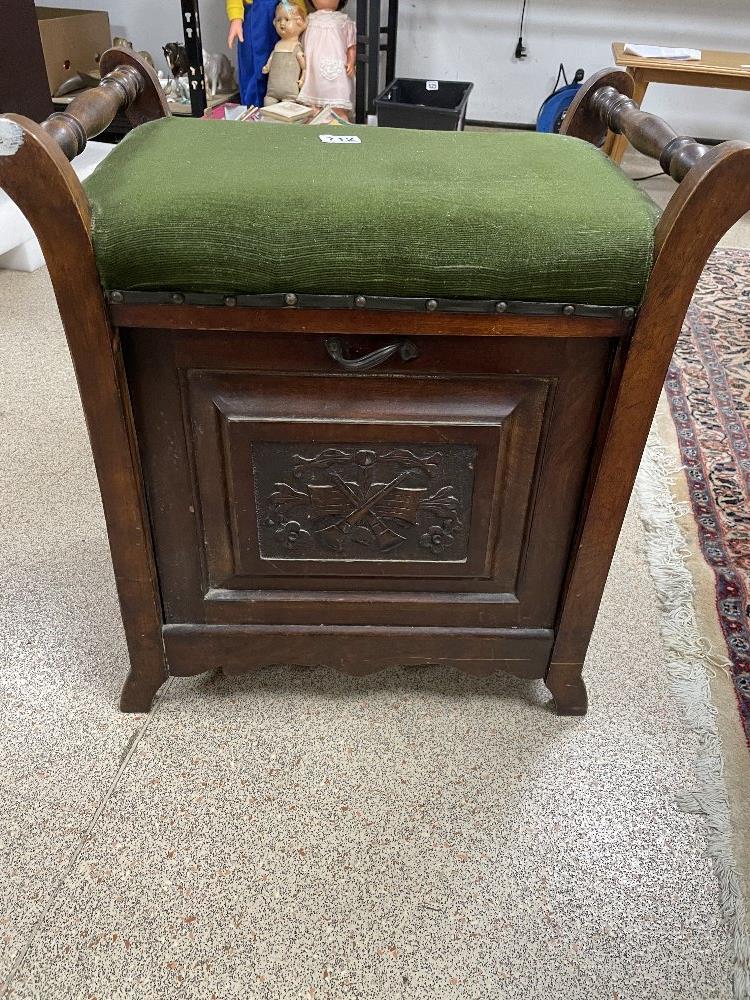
36;7;111;97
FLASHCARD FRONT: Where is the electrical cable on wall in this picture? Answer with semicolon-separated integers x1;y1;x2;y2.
515;0;528;59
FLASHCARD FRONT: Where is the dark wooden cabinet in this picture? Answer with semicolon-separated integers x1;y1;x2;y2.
125;328;612;679
5;53;745;715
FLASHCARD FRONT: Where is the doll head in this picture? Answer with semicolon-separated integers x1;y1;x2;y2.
274;0;307;37
310;0;348;10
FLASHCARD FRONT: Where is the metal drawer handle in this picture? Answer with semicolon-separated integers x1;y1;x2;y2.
325;338;418;372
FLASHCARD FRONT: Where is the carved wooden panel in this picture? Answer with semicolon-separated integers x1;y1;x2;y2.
199;372;544;586
253;443;476;562
125;330;613;628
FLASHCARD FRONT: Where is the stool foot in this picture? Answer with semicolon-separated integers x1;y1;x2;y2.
120;668;167;713
545;662;588;716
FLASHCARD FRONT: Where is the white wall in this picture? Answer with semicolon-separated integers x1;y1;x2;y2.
41;0;750;139
396;0;750;139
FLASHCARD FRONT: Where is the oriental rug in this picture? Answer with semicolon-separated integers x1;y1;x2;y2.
665;247;750;748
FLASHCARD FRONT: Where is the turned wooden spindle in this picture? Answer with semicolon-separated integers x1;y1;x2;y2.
40;64;144;160
36;48;169;162
589;85;710;182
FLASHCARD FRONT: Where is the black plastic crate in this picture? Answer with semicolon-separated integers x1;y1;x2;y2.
375;78;474;131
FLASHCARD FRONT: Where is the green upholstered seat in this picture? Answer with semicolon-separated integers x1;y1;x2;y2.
83;118;660;306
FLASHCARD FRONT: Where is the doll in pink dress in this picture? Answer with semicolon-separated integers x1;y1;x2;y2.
298;0;356;119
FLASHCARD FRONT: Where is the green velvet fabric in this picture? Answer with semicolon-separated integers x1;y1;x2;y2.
84;118;660;305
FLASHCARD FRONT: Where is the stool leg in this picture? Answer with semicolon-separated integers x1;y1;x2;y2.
120;665;167;713
550;143;750;727
0;118;168;716
545;662;588;716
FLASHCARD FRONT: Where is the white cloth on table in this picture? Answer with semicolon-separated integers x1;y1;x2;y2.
623;44;702;60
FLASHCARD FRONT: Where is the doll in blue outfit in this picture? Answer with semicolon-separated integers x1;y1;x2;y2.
227;0;294;107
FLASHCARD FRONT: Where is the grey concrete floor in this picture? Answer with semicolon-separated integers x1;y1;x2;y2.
0;145;746;998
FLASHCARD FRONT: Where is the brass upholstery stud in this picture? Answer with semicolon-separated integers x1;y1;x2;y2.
224;296;237;307
171;292;185;305
426;299;438;312
285;293;298;306
623;307;635;319
355;295;367;308
495;301;508;313
562;304;575;316
109;290;124;304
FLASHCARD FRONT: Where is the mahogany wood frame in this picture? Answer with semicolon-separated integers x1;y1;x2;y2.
2;52;749;715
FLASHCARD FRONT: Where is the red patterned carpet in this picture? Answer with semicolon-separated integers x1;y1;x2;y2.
665;247;750;745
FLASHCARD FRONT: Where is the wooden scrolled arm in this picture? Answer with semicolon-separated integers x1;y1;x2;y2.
561;67;710;182
589;85;710;182
38;48;169;161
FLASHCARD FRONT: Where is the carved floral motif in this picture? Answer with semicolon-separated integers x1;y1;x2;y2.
260;446;470;558
419;525;455;555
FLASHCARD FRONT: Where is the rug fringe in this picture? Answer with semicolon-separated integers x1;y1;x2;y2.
637;429;750;1000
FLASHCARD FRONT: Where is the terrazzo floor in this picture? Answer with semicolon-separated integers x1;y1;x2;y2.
0;146;746;997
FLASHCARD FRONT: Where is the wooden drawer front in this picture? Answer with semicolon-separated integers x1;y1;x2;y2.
125;331;612;629
188;370;548;589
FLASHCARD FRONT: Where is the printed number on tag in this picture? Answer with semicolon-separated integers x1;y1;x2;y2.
319;134;362;144
426;80;439;91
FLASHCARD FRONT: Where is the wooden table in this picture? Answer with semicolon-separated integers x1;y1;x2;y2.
606;42;750;163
